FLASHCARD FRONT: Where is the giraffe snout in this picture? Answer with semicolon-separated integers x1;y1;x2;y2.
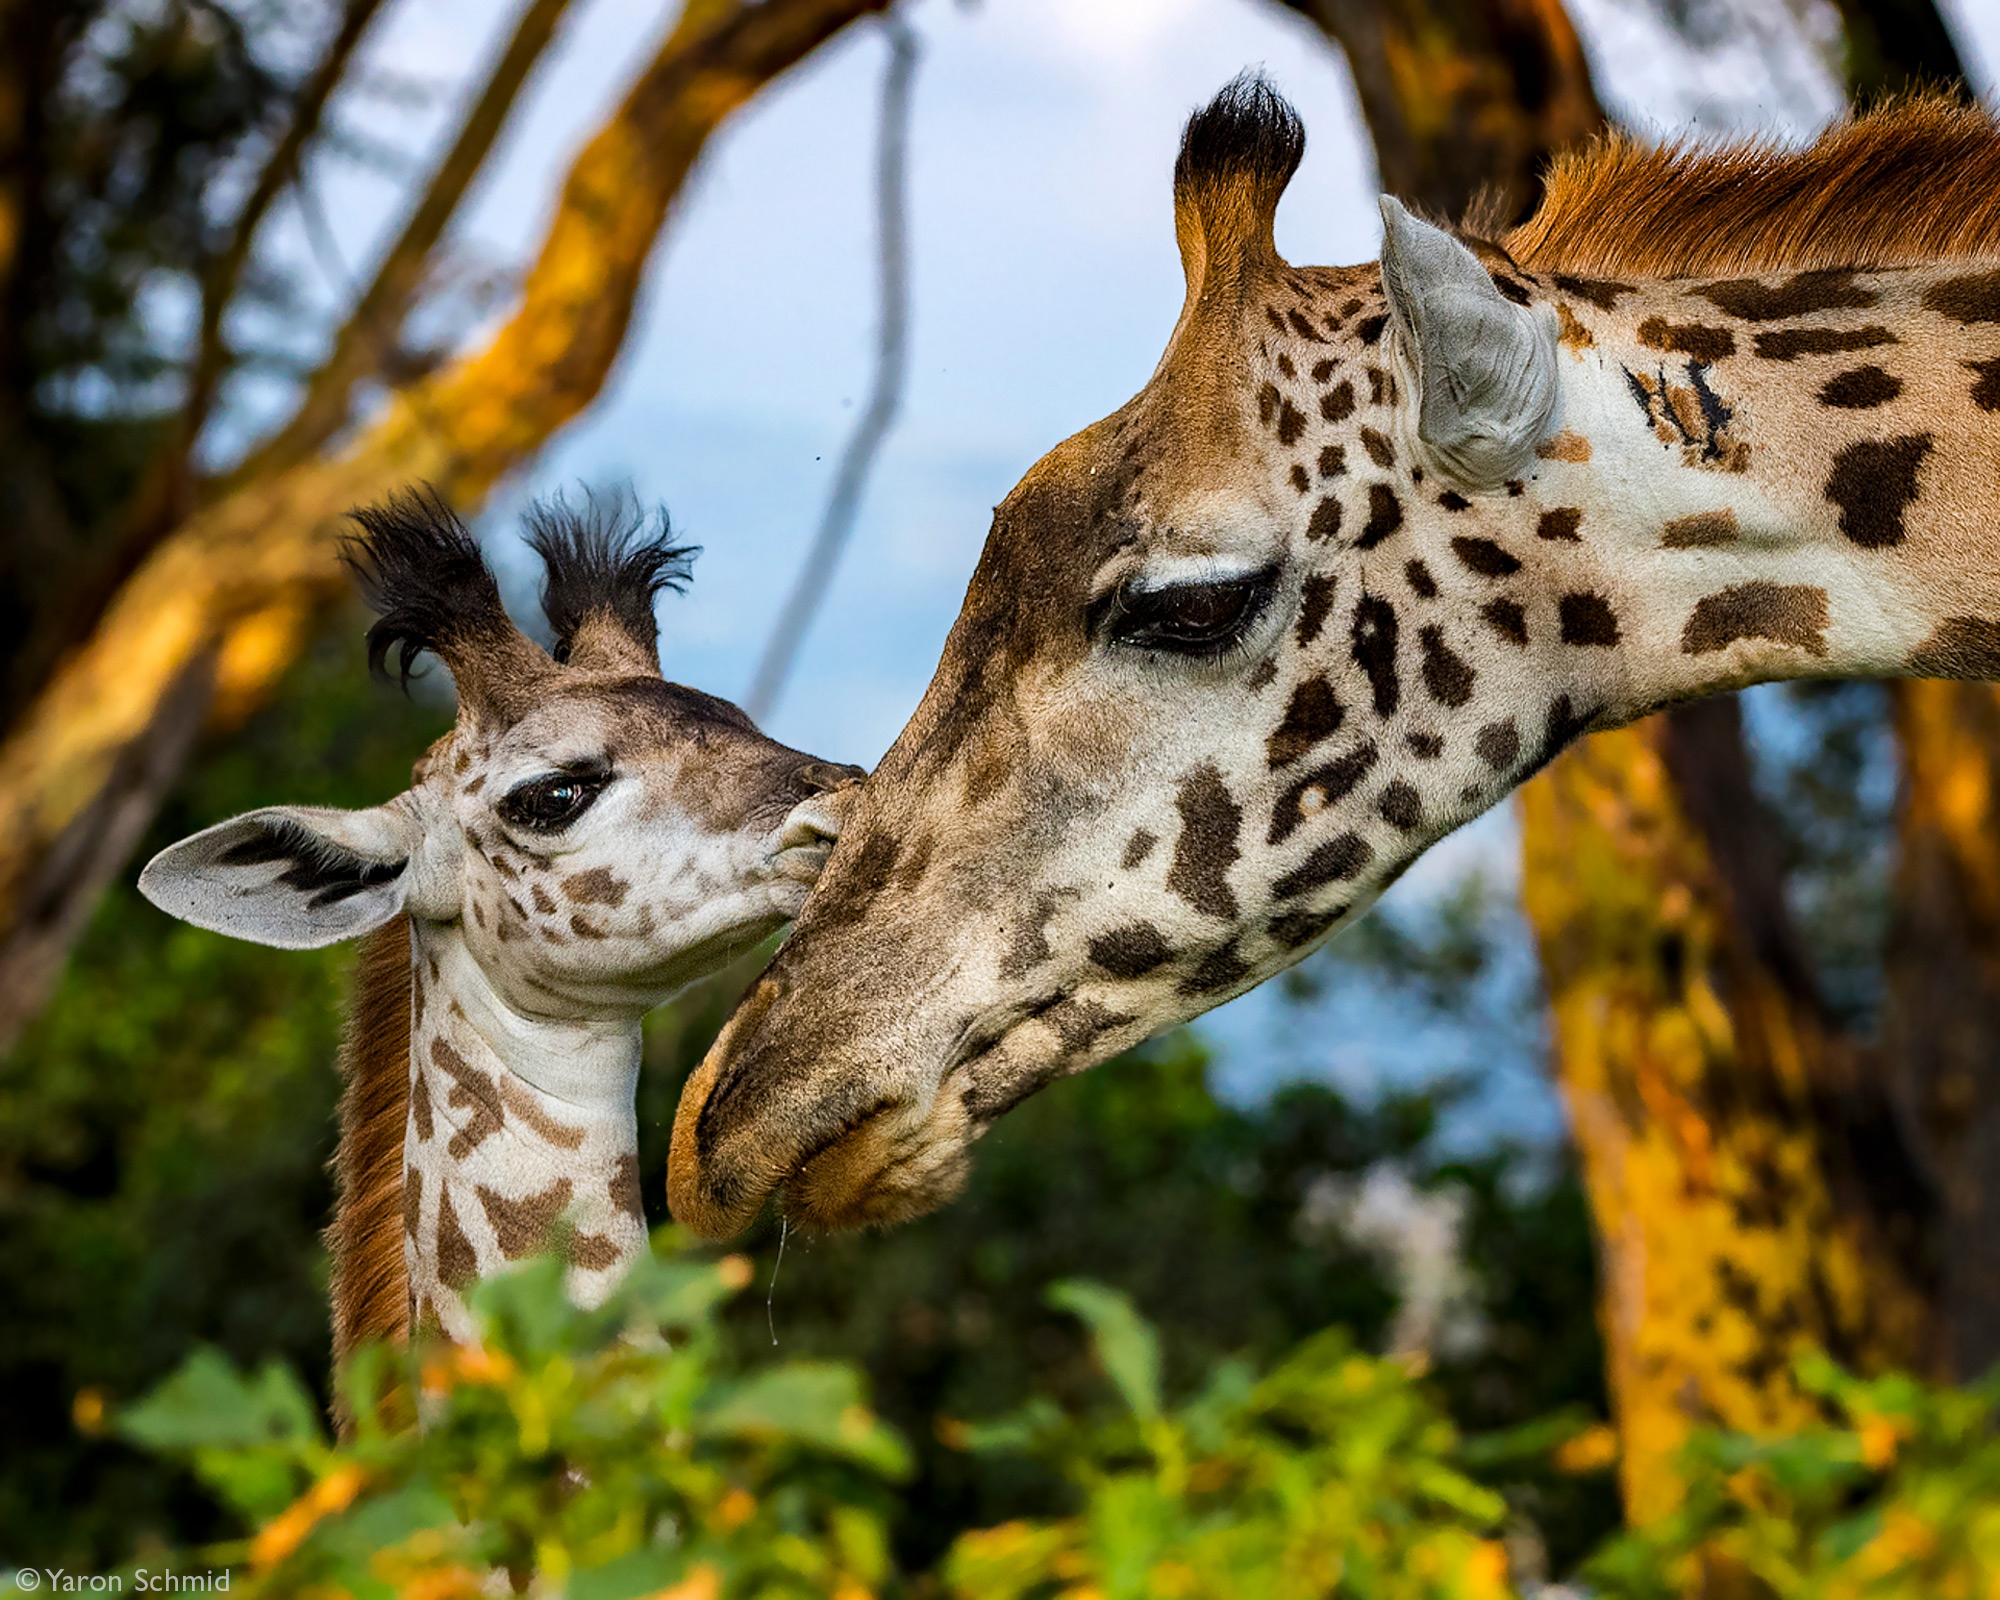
793;759;867;796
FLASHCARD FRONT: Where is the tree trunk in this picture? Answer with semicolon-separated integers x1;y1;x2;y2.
1519;708;1935;1523
1883;681;2000;1378
1273;0;1605;222
0;0;888;1054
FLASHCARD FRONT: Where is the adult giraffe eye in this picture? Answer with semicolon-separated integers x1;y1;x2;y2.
499;770;610;832
1095;567;1279;658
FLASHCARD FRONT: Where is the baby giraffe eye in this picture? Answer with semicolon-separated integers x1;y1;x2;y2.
1094;566;1279;658
498;768;611;832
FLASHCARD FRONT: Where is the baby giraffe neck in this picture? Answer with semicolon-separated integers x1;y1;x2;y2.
403;923;647;1342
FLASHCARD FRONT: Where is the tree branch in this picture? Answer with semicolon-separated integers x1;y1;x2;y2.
0;0;889;1053
229;0;577;487
746;12;916;723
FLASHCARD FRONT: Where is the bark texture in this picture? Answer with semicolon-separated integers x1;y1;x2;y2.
1519;708;1933;1524
1274;0;1605;221
0;0;887;1053
1884;681;2000;1379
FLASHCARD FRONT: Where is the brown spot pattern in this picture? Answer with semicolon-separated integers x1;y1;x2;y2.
1266;678;1345;768
497;1073;588;1151
1404;560;1438;599
1307;497;1343;543
1089;923;1172;978
1480;598;1528;646
479;1177;574;1260
1360;427;1396;468
1358;485;1404;548
1754;325;1897;361
1662;509;1739;548
1318;444;1346;478
1321;381;1355;422
436;1186;477;1289
1559;593;1621;646
1270;744;1378;845
433;1037;503;1159
1818;366;1902;408
1297;575;1338;645
1695;269;1875;320
1638;316;1736;362
1537;508;1582;542
1377;781;1422;831
1167;765;1242;919
1419;625;1475;707
1907;617;2000;678
1535;430;1591;462
1452;536;1522;577
1681;582;1829;656
1122;830;1158;869
1825;434;1932;549
1475;720;1520;769
1274;833;1373;899
1923;270;2000;323
563;867;628;907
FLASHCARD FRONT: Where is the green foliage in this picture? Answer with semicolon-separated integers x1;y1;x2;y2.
109;1238;909;1600
1588;1354;2000;1599
944;1282;1514;1600
0;617;447;1566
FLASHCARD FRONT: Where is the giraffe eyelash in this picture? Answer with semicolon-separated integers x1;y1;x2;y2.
1091;565;1280;659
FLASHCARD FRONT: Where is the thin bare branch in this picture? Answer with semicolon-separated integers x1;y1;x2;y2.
746;11;918;722
231;0;576;486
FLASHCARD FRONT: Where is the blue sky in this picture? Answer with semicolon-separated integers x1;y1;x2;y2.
244;0;2000;1135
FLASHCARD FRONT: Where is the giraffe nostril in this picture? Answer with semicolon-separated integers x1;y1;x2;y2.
796;760;866;796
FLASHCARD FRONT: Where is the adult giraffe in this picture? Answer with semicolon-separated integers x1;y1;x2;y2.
142;491;861;1353
669;77;2000;1239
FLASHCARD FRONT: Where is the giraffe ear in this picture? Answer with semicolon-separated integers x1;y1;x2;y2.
1378;197;1559;490
139;800;432;950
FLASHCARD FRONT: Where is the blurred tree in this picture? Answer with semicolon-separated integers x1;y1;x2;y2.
1271;0;1604;222
1283;0;1981;1528
0;0;890;1055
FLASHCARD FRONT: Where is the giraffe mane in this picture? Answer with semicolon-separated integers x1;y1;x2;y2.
326;915;414;1395
1498;93;2000;278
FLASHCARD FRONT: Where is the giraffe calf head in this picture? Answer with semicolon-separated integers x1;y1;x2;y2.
140;489;861;1023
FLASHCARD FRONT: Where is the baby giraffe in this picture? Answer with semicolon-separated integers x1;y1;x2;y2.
140;489;861;1357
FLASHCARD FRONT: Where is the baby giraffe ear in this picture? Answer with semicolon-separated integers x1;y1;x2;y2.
139;801;429;950
1378;196;1559;490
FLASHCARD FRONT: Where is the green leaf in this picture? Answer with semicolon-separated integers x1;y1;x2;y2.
119;1348;322;1454
569;1547;686;1600
1047;1280;1162;1422
700;1364;911;1478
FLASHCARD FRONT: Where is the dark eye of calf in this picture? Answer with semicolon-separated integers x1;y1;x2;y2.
499;764;612;833
1093;566;1279;659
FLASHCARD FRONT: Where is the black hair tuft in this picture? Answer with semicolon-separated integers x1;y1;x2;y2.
524;487;696;665
1175;71;1306;213
342;485;512;691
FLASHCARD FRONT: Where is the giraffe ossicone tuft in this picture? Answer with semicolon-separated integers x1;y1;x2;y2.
524;485;696;671
343;486;553;717
1172;72;1304;285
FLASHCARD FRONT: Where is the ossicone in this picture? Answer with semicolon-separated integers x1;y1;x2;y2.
1173;72;1306;291
341;485;551;719
524;486;697;673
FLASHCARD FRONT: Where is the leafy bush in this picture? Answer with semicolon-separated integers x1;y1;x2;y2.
106;1238;908;1600
943;1282;1513;1600
1588;1354;2000;1600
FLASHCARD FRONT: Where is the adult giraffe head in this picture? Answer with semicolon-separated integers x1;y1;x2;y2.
670;78;2000;1238
142;488;862;1350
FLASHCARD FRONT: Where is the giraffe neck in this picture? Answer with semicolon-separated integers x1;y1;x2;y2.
404;922;647;1342
1509;262;2000;719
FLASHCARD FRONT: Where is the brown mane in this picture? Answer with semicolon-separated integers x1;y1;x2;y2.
326;916;412;1377
1500;94;2000;278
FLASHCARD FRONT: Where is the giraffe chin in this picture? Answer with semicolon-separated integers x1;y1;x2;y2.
779;1088;976;1232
